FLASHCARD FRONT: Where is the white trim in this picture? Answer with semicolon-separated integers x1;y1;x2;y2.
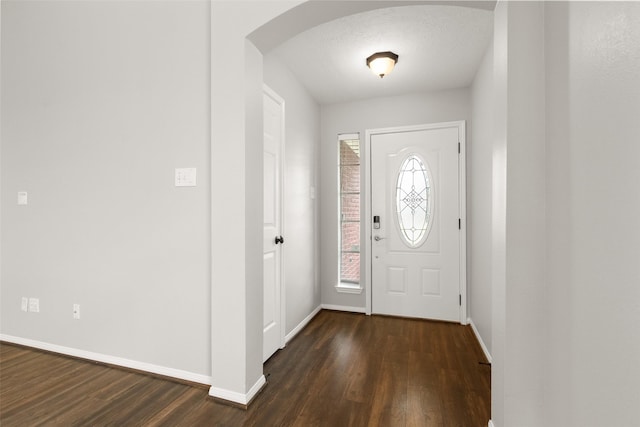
285;305;321;343
208;374;266;406
321;304;366;314
364;127;372;315
365;121;467;323
263;84;287;351
488;420;495;427
0;334;211;385
468;318;493;363
339;132;360;141
458;122;468;324
334;282;363;294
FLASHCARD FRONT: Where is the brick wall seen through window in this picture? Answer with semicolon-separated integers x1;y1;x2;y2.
339;136;360;283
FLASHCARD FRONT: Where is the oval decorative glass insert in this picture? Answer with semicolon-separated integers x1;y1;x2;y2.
396;154;433;247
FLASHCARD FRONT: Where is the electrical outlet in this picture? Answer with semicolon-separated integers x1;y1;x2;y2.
73;304;80;320
21;297;28;312
28;297;39;313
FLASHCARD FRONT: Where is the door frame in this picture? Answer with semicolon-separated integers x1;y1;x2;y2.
364;121;467;324
263;84;287;354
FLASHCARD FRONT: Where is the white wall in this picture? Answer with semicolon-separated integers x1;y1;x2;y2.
544;4;572;424
242;40;265;396
209;0;302;402
320;89;470;309
263;54;321;335
567;3;640;422
545;2;640;426
469;40;493;358
492;2;547;426
493;2;640;426
1;1;211;377
491;4;508;423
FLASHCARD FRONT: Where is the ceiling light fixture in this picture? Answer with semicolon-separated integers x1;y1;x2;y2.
366;51;398;78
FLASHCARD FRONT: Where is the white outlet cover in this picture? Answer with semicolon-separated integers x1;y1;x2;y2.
18;192;28;205
175;168;197;187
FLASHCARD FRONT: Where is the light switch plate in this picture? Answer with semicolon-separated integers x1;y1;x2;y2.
18;192;28;205
175;168;197;187
73;304;80;320
28;297;39;313
21;297;28;312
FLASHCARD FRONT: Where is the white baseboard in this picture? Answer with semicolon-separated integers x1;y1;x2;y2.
488;420;495;427
208;374;266;405
321;304;366;314
0;334;211;385
468;318;492;363
285;305;321;343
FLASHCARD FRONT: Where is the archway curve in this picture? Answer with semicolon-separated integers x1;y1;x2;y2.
208;0;497;407
248;0;495;53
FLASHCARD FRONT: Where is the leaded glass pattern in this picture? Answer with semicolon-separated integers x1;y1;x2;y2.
396;154;432;247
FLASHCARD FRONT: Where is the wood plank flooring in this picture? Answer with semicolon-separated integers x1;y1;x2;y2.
0;310;490;426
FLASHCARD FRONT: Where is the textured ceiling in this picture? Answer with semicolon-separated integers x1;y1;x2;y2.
270;5;493;105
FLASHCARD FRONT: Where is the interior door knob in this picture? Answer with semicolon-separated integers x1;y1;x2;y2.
374;236;385;241
275;236;284;245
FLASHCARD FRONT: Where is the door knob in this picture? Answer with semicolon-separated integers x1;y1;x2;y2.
275;236;284;245
374;236;385;241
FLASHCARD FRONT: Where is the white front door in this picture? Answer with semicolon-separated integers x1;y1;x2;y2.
369;122;465;322
263;86;284;362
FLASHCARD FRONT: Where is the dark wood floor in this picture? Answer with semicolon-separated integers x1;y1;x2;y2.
0;310;490;426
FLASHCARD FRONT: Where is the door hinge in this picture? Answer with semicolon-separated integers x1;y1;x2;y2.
458;142;461;153
459;294;462;306
458;218;461;229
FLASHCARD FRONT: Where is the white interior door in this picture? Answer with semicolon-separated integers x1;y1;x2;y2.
370;123;464;322
263;86;284;362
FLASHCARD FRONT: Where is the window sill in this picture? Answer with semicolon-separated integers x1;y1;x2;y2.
335;283;363;294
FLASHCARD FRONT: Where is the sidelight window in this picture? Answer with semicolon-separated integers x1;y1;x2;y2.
339;134;361;287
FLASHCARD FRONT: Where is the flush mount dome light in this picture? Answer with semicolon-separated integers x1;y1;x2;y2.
366;51;398;78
